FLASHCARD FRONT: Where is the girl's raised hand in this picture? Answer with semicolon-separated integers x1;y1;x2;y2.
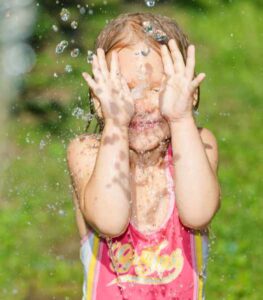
82;48;135;128
159;39;206;122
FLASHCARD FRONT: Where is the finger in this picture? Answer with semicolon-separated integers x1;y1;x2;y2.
190;73;206;92
82;72;98;91
92;55;102;82
120;75;130;95
161;44;174;76
185;45;195;80
159;74;166;91
97;48;110;80
168;39;185;74
110;50;121;80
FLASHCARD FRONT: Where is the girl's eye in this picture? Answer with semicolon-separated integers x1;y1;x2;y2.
153;88;160;92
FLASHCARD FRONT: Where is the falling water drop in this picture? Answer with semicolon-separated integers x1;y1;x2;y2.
39;139;46;150
87;50;94;63
52;25;59;32
71;48;80;58
145;0;156;7
71;20;78;29
79;6;86;14
55;40;68;54
60;8;70;22
65;64;73;73
72;107;84;119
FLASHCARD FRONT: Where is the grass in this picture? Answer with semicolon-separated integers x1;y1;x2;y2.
0;0;262;299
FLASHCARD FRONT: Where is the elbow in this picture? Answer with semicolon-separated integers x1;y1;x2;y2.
80;196;131;238
180;217;211;231
180;202;220;230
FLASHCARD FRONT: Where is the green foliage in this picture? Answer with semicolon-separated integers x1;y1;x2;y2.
0;0;262;299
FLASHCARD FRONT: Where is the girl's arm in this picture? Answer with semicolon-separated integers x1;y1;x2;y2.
67;124;131;238
169;117;221;230
67;131;130;237
71;188;89;239
82;120;131;238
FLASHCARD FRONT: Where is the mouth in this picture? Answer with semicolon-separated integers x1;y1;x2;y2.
129;120;161;131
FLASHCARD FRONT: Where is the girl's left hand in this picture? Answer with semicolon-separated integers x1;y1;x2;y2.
159;39;206;122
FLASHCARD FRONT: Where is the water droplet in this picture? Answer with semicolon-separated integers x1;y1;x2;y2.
52;25;58;32
87;50;94;63
71;20;78;29
65;64;73;73
142;21;153;34
58;209;66;216
154;29;168;42
145;0;155;7
71;48;80;58
72;107;84;119
193;109;199;116
55;40;68;54
82;112;95;122
141;47;150;56
79;6;86;14
39;139;46;150
60;8;70;22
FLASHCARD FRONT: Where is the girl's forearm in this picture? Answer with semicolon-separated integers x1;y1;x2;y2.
169;116;220;229
81;119;131;238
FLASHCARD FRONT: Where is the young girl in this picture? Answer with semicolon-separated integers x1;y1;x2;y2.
67;12;221;300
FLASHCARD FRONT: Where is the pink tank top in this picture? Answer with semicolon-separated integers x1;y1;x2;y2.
80;143;209;300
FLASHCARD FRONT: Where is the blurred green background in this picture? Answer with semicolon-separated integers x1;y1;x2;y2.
0;0;262;299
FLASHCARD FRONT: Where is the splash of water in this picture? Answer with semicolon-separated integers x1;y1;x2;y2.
145;0;156;7
71;48;80;58
52;24;59;32
71;20;78;29
55;40;68;54
65;64;73;73
87;50;94;63
60;8;70;22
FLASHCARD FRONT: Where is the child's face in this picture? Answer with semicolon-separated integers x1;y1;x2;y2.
106;41;171;152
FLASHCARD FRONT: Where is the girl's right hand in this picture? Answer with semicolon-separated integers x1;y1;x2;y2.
82;48;135;128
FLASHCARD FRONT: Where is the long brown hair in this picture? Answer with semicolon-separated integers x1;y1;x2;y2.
85;12;200;133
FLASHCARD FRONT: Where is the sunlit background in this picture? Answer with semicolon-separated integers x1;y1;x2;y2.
0;0;262;299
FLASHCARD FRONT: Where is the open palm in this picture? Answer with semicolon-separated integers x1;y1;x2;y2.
159;39;206;122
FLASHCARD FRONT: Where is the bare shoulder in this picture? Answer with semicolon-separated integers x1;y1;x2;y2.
197;127;219;174
66;133;101;199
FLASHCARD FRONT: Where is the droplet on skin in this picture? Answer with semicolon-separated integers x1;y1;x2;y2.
141;47;150;56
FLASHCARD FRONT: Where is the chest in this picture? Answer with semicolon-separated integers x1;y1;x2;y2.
129;166;172;233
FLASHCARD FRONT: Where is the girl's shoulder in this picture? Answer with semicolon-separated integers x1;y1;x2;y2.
67;133;101;158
